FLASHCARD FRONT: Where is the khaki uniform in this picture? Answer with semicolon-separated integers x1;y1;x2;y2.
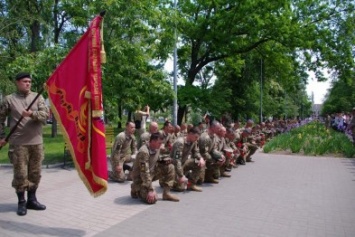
138;131;150;149
225;137;240;167
171;137;204;190
0;91;48;192
198;132;222;182
242;128;258;162
217;136;230;176
233;128;242;142
131;144;175;204
109;131;137;182
159;130;173;160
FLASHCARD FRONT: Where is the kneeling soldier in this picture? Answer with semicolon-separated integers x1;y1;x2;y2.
171;127;205;192
130;133;179;204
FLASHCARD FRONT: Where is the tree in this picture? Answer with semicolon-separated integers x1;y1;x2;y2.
173;0;355;124
322;79;355;115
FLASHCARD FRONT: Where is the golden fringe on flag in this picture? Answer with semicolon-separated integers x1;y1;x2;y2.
45;13;108;197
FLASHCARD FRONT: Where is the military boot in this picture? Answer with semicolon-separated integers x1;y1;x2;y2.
221;172;231;177
246;157;254;162
162;187;179;202
204;178;219;184
26;190;46;211
189;184;202;192
130;189;138;199
16;192;27;216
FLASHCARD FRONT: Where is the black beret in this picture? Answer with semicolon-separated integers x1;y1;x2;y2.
15;72;31;81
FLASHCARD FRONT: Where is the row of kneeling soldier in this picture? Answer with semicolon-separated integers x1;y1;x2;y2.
109;119;270;204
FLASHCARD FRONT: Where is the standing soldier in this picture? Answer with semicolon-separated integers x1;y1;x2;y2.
0;72;49;216
109;122;137;182
130;132;179;203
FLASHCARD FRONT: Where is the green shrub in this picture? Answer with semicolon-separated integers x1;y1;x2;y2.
263;121;355;158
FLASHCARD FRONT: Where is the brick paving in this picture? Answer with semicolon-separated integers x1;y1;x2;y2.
1;151;355;237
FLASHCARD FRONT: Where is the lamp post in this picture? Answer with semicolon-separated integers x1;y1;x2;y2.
260;58;263;123
172;0;178;126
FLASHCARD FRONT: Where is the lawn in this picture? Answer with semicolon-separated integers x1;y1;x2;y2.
0;125;66;165
0;124;122;165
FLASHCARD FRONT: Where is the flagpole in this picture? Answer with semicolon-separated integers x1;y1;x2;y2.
0;87;45;150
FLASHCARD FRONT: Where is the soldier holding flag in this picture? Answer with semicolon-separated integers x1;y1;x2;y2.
0;72;49;216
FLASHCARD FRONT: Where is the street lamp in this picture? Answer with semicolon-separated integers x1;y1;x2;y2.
260;58;263;123
172;0;178;126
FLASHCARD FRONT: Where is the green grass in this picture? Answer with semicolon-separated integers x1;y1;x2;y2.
0;125;66;165
263;121;355;158
0;124;123;165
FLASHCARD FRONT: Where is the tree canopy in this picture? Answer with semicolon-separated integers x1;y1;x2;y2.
0;0;353;126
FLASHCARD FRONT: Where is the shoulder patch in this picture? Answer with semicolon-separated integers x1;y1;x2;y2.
140;162;146;172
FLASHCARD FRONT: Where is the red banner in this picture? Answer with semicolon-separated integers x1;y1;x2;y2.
46;15;108;197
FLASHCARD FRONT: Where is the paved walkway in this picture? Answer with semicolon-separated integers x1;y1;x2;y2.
1;151;355;237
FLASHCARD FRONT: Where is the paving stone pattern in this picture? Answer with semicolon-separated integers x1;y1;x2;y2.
1;151;355;237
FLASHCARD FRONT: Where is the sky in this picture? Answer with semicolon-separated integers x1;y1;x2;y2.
305;72;332;104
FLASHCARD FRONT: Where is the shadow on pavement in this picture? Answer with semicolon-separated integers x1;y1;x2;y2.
0;203;16;213
0;220;86;236
114;196;146;206
341;159;355;167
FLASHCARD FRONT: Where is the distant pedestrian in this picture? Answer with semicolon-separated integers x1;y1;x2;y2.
347;108;355;145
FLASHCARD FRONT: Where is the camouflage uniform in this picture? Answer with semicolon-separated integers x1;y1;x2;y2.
0;91;48;192
242;128;258;162
171;136;204;191
138;131;151;149
198;131;222;183
217;135;231;177
130;144;175;204
225;136;240;168
109;131;137;182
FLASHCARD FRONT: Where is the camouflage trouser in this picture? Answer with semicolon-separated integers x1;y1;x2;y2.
204;159;220;181
173;158;204;191
183;159;204;184
244;143;258;161
219;155;232;173
8;144;44;192
131;162;175;204
109;155;133;182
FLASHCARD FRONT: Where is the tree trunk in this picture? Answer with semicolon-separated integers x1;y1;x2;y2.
117;103;122;129
51;117;57;138
177;105;186;125
30;20;40;53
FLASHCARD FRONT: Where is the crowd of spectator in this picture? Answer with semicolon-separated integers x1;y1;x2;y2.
324;108;355;144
